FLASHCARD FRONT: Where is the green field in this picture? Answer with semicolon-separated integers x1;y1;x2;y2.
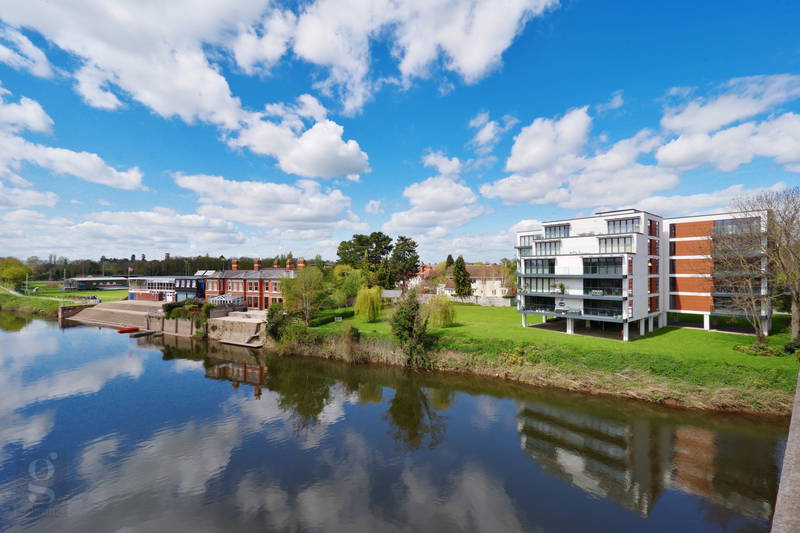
314;303;798;411
25;281;129;302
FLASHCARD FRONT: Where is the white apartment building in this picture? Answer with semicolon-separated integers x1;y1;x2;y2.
515;208;770;341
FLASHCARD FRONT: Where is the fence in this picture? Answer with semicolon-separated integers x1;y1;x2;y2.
419;293;515;307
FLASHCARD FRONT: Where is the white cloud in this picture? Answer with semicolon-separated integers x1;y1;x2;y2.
661;74;800;134
595;89;623;113
657;112;800;173
230;9;297;75
96;198;112;206
0;24;53;78
364;199;382;214
422;150;461;176
0;183;57;209
469;112;518;154
0;88;143;190
632;183;787;217
505;106;591;174
173;173;366;231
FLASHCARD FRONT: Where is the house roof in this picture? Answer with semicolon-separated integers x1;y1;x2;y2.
211;269;296;280
465;264;505;279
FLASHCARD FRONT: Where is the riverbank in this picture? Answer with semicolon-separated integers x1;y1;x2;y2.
307;304;798;416
0;291;61;317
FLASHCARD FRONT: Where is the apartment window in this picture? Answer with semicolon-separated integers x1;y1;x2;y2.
584;278;622;296
713;217;759;235
649;296;659;313
274;282;280;292
669;242;676;255
535;241;561;255
607;218;640;234
544;224;570;238
648;239;659;256
648;258;659;275
519;235;537;247
522;277;551;293
648;219;660;237
583;299;622;319
649;278;659;294
523;295;555;312
523;259;555;274
669;224;676;238
583;257;622;275
598;237;632;253
669;259;676;274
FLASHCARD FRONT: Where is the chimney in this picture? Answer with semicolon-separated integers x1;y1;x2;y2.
231;259;239;271
273;258;280;268
297;257;306;269
254;259;262;271
285;258;293;271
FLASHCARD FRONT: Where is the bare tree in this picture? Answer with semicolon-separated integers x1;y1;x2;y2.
712;215;771;342
734;187;800;340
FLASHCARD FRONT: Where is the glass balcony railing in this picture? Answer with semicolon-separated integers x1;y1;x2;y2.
582;288;624;296
518;288;626;297
582;308;624;319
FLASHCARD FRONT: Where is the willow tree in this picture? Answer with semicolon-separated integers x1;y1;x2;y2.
354;286;381;322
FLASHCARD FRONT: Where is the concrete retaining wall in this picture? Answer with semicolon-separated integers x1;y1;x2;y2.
145;315;204;337
58;304;95;324
772;372;800;533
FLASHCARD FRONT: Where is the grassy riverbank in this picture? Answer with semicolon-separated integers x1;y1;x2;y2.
0;292;62;317
312;304;798;415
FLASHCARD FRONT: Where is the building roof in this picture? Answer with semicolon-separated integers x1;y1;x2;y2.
67;276;127;282
465;264;505;279
211;269;297;280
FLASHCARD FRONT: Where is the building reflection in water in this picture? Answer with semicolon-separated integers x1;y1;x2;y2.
517;399;780;521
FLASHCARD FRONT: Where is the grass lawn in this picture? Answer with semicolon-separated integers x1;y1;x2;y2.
315;303;799;406
25;281;129;302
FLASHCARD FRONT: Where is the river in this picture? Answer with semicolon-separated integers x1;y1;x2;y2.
0;315;789;532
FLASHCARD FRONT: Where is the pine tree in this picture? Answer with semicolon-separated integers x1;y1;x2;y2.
445;254;454;271
453;256;472;297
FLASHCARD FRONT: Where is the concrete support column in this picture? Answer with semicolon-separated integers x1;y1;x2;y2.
639;319;646;336
566;318;574;335
521;313;527;328
762;316;771;336
585;320;591;328
703;314;711;331
659;312;667;328
648;316;654;332
623;322;629;342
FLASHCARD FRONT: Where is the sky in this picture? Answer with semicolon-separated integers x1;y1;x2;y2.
0;0;798;263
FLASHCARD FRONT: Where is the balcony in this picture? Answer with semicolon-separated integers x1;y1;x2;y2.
518;267;625;279
518;287;626;300
519;306;626;322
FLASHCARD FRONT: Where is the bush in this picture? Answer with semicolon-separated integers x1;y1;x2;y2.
266;303;288;340
201;302;215;317
784;338;800;355
424;295;455;328
735;343;785;357
390;290;431;369
354;286;381;322
499;349;526;366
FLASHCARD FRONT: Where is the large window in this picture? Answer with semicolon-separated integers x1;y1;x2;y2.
522;296;555;312
598;236;632;253
607;218;640;234
535;241;561;255
583;257;623;274
519;235;538;247
544;224;570;238
523;258;555;274
583;278;623;296
583;299;623;318
521;277;551;293
713;217;759;235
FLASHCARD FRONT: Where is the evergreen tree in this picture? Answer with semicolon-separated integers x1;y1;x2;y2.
445;254;454;271
453;256;472;297
389;236;420;291
375;258;397;289
390;290;430;369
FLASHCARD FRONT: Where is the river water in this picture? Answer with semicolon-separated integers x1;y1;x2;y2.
0;315;789;532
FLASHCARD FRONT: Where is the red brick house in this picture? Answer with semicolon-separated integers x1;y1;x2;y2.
204;258;304;310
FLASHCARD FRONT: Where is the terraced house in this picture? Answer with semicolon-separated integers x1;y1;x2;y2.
515;209;771;341
204;258;301;310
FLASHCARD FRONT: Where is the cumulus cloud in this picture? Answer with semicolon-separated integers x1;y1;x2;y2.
661;74;800;134
173;173;366;231
230;9;297;75
595;89;623;114
632;182;787;217
0;183;58;209
468;111;518;154
0;24;53;78
482;107;676;208
0;88;143;190
364;199;383;214
422;150;462;176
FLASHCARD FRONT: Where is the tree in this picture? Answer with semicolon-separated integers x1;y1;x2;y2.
340;269;370;301
733;188;800;341
282;266;326;325
375;258;397;289
452;256;472;297
354;286;381;322
445;254;454;271
337;232;393;271
333;264;354;281
0;258;32;288
390;236;420;292
423;295;455;328
390;290;430;368
500;257;518;295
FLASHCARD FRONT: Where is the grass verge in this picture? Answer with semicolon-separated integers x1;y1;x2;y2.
0;293;61;317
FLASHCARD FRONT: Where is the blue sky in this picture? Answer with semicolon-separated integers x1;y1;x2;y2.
0;0;798;262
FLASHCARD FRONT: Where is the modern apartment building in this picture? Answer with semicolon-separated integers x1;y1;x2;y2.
515;209;770;340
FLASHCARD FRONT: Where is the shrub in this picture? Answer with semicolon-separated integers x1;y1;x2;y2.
266;303;288;340
390;290;431;369
784;338;800;355
500;349;526;366
735;343;785;357
354;286;381;322
279;319;311;345
424;295;455;328
201;302;215;317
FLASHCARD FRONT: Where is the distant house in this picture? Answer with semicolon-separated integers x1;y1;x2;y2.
204;258;302;310
407;264;438;292
128;274;205;302
64;276;128;291
438;264;509;298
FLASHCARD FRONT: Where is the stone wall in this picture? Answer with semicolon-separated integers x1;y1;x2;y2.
145;315;204;337
418;293;514;307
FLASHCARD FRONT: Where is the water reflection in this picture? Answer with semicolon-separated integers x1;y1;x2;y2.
0;315;788;532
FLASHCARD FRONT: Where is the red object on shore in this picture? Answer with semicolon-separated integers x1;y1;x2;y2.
117;327;139;334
